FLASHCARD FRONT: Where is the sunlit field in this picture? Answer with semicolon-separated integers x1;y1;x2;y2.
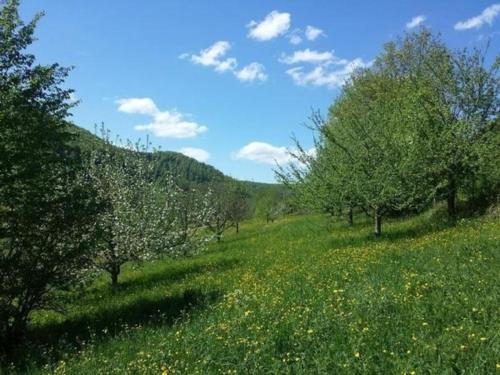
4;209;498;374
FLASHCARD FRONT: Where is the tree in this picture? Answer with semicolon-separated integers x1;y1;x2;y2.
326;70;431;235
170;184;213;254
0;0;98;346
281;29;498;234
87;131;165;286
227;181;251;233
205;182;234;241
376;30;499;219
276;114;361;225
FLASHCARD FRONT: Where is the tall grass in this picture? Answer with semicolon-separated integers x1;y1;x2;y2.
2;210;499;374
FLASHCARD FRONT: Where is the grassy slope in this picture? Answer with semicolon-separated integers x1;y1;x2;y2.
7;212;500;374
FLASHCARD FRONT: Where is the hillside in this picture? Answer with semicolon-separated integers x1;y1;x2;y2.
9;210;499;373
68;123;286;208
68;124;225;185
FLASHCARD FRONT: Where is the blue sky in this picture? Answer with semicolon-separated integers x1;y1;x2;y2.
20;0;500;182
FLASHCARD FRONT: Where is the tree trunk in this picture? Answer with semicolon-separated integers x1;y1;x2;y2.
4;314;27;353
347;206;353;226
236;221;239;234
374;207;382;237
110;263;120;286
447;178;457;221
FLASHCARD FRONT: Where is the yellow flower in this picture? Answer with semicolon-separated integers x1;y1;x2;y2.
354;352;360;358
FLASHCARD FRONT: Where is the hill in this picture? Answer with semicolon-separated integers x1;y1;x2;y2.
68;124;225;185
67;124;286;212
8;210;499;373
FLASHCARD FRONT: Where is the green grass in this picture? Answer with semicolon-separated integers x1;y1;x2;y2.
2;211;499;374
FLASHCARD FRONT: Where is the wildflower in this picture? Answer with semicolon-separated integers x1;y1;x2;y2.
354;352;360;358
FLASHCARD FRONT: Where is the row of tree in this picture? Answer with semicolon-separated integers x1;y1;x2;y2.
278;29;499;235
0;0;253;349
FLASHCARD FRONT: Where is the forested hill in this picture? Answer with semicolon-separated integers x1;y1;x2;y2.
67;123;280;191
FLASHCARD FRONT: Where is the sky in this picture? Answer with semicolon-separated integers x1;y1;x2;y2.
19;0;500;183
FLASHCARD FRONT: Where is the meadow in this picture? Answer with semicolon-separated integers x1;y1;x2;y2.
4;209;499;374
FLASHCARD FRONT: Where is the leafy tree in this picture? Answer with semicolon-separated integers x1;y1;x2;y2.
281;29;498;234
277;114;361;225
326;70;430;235
0;0;98;345
376;30;500;218
227;181;251;233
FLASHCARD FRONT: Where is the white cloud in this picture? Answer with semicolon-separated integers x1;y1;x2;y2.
179;147;210;162
247;10;291;41
183;41;267;83
288;30;303;45
116;97;158;115
187;41;237;72
455;4;500;30
235;142;291;164
406;15;426;29
116;98;207;139
286;58;369;89
281;48;369;89
234;62;268;82
280;49;334;65
305;25;324;40
235;142;316;166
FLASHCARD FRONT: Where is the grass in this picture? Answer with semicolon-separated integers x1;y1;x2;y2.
2;210;499;374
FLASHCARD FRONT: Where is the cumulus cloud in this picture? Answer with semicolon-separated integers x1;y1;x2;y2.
455;4;500;30
247;10;291;41
286;58;369;89
288;29;303;45
235;142;316;166
235;142;291;164
406;15;426;29
305;25;324;40
186;41;237;72
179;147;210;162
116;98;207;139
280;49;335;65
116;97;158;115
182;41;267;83
280;48;369;89
234;62;268;82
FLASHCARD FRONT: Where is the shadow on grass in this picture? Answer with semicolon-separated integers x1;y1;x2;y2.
6;255;240;370
9;288;222;371
116;257;241;291
327;217;454;251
